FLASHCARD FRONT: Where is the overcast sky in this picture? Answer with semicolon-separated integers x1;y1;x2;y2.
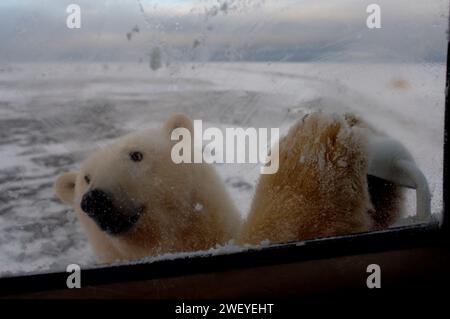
0;0;448;63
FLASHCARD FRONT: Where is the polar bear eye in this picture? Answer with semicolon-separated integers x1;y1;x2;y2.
129;151;143;162
84;175;91;184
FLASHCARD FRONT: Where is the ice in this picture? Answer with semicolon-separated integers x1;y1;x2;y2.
0;61;445;276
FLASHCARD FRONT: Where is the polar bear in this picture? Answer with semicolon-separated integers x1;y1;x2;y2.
55;113;241;263
238;112;403;245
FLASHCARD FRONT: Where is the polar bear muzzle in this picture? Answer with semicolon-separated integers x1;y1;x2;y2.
80;189;142;235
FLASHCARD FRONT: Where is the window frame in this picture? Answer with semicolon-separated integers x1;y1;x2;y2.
0;21;448;301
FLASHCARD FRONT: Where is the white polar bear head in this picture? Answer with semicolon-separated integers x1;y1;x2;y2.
55;114;196;239
55;113;240;262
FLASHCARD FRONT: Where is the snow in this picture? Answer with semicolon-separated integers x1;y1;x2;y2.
194;202;204;212
0;61;445;276
299;155;305;164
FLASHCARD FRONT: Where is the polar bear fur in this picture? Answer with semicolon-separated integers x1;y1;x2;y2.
55;113;241;263
238;112;403;245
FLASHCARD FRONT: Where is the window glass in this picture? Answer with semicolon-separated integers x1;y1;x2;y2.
0;0;447;276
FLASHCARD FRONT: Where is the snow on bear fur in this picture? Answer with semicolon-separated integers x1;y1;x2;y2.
55;113;241;263
237;112;403;245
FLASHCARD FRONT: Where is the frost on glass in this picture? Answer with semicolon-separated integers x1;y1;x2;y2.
0;0;447;276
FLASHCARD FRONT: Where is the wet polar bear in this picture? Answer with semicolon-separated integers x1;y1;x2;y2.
55;113;241;263
238;112;403;245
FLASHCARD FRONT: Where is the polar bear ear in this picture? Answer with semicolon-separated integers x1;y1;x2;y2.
55;172;77;205
164;113;194;137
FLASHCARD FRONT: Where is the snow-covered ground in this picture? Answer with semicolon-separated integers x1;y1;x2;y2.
0;62;445;276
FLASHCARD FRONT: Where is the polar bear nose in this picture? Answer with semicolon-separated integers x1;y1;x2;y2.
81;189;114;218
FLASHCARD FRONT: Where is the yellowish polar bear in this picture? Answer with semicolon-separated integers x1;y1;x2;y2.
55;113;241;263
238;112;402;245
